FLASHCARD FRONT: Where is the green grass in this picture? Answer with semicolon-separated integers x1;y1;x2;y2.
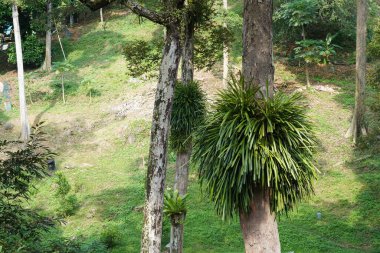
1;7;379;253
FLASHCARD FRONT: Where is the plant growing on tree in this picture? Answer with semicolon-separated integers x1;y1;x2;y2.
193;75;318;251
164;190;187;253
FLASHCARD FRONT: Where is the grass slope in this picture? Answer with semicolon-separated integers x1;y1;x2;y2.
0;8;379;253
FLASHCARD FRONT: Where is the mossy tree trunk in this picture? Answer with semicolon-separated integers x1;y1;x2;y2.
77;1;184;251
241;0;280;252
345;0;368;143
170;15;195;253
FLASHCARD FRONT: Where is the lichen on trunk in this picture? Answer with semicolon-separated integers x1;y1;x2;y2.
140;24;182;253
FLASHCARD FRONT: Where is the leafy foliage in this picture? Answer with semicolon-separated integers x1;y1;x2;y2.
369;19;380;59
193;75;318;219
100;225;122;249
0;124;55;252
7;33;44;67
164;190;187;218
123;37;163;77
294;34;340;65
170;81;206;152
368;63;380;89
54;173;79;217
274;0;318;28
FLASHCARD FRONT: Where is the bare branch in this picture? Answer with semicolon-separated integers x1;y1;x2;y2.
123;0;168;25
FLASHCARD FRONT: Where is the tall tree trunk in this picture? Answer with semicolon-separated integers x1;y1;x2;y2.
169;16;195;253
141;24;181;253
239;189;280;253
345;0;368;143
70;14;74;27
100;8;104;23
242;0;274;98
42;0;52;72
12;4;30;142
301;25;311;87
241;0;280;252
223;0;229;87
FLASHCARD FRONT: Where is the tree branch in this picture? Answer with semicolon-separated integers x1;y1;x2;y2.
122;0;168;25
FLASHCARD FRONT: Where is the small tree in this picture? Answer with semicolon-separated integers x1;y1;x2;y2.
0;124;54;251
53;61;75;104
275;0;319;87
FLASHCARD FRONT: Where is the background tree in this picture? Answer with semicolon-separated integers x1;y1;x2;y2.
222;0;228;87
42;0;52;71
345;0;368;143
79;1;184;252
12;2;30;141
274;0;318;87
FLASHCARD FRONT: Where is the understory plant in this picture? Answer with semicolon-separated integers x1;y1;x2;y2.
193;76;319;220
54;173;79;217
0;124;55;252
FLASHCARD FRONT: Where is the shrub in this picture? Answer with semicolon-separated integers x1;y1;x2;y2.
99;226;122;249
0;124;55;252
368;63;380;89
7;33;44;67
123;37;163;77
54;173;79;217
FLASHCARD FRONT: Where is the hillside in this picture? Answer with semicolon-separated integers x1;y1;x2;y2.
0;8;379;253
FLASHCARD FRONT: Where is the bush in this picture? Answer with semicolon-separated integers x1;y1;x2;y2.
54;173;79;217
123;37;163;77
99;226;122;249
7;33;44;67
0;124;55;252
368;63;380;89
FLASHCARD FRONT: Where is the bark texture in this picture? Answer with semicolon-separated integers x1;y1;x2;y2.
239;189;280;253
241;0;280;252
223;0;229;87
140;25;182;253
170;214;183;253
242;0;274;97
42;1;52;72
12;4;30;142
345;0;368;143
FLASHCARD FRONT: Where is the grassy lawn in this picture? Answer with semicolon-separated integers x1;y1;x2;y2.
0;8;379;253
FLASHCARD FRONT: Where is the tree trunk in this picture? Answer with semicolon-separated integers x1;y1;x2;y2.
241;0;280;252
169;16;195;253
42;1;52;72
239;189;281;253
140;24;181;253
70;14;74;27
302;25;311;88
345;0;368;144
169;214;183;253
12;4;30;142
56;26;67;61
100;8;104;23
223;0;229;87
242;0;274;97
61;74;66;104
